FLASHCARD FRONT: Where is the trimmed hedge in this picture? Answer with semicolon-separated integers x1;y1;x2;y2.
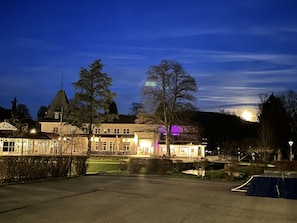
0;156;87;183
128;157;173;175
273;161;297;171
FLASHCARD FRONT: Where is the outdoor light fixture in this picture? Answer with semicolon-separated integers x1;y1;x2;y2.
288;140;294;161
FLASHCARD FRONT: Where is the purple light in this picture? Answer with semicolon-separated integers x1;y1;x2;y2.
159;125;183;136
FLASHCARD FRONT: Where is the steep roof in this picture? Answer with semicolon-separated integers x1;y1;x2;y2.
107;115;136;123
44;90;70;121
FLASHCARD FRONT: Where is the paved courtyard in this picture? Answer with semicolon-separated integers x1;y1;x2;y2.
0;175;296;223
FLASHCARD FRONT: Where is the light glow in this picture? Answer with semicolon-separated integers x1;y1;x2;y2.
242;111;252;121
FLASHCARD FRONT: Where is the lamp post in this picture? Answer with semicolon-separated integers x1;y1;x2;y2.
71;126;76;155
30;128;36;155
69;126;76;177
288;141;294;161
54;107;64;155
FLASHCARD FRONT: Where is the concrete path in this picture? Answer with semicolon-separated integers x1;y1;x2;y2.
0;175;296;223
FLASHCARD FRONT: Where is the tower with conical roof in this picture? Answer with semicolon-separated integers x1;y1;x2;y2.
44;90;70;121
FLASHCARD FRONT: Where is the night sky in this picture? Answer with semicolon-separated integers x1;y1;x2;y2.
1;0;297;121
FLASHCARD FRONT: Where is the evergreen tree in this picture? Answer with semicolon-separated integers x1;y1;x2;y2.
70;59;116;156
258;93;291;160
37;105;49;120
107;100;118;115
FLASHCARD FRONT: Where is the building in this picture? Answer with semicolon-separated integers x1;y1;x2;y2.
1;89;206;159
0;121;53;156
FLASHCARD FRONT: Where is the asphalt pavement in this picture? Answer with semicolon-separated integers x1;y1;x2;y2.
0;175;296;223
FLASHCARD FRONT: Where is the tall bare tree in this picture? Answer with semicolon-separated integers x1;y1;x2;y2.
71;59;116;156
141;60;197;157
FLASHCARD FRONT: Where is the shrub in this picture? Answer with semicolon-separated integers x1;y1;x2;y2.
0;156;87;184
274;161;297;171
128;158;173;175
205;169;226;179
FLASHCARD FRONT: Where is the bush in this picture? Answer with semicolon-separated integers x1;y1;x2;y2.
205;169;226;179
128;158;173;175
250;162;265;175
274;161;297;171
0;156;87;184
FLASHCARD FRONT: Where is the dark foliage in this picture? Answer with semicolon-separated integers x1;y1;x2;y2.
128;157;173;174
0;106;11;121
193;111;259;153
258;94;291;159
0;156;87;183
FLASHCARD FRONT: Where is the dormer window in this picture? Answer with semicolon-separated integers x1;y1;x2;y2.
54;111;61;120
104;129;110;134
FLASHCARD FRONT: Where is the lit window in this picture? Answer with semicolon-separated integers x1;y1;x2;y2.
123;142;130;150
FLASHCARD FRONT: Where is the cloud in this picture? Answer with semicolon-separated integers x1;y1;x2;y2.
15;38;62;51
107;54;145;61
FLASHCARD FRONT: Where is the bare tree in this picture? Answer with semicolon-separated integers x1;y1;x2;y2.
141;60;197;157
17;104;32;121
70;59;117;156
129;102;143;115
279;90;297;119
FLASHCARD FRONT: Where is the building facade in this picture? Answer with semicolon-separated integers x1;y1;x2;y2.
0;90;206;159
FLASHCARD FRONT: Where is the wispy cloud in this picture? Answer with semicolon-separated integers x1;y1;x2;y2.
15;38;62;51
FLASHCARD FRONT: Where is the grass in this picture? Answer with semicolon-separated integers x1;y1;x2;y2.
86;157;257;181
86;158;128;174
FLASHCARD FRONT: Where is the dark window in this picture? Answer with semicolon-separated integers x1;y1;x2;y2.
3;141;15;152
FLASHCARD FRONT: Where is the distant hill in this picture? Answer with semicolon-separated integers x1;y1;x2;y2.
193;111;259;151
195;111;258;138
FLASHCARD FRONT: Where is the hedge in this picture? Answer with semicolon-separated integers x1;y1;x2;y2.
0;156;87;184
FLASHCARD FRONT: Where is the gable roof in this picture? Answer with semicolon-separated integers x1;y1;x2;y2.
0;121;17;131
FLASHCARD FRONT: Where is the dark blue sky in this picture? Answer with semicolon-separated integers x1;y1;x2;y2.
1;0;297;121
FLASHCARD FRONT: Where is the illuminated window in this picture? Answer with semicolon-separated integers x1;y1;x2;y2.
123;142;130;150
3;141;14;152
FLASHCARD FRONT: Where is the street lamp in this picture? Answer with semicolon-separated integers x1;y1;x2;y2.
288;141;294;161
71;126;76;155
30;128;37;155
69;126;76;177
58;136;66;154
